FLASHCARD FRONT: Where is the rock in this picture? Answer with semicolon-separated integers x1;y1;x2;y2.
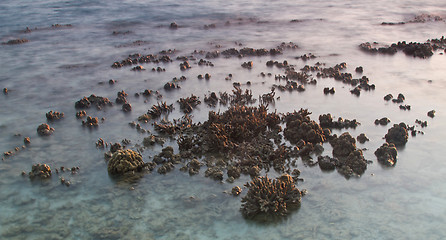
231;186;242;196
240;175;301;220
2;39;29;45
392;93;405;103
37;123;54;136
241;61;253;69
110;143;122;153
157;162;174;174
427;110;436;118
187;158;202;175
75;94;111;109
384;94;393;101
122;103;132;112
107;149;145;175
227;165;241;179
375;117;390;126
374;143;397;166
28;164;51;179
350;86;361;96
24;137;31;144
205;166;223;181
46;110;64;121
330;132;356;158
355;66;363;73
323;87;335;94
356;133;369;143
82;116;99;127
385;123;408;146
170;22;178;29
76;110;87;118
317;155;337;171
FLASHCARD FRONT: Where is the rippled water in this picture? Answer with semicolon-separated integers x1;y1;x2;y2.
1;0;446;239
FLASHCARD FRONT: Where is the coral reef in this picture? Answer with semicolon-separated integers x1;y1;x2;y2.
385;123;408;146
37;123;54;136
28;164;51;179
75;94;111;109
240;175;302;220
107;149;145;175
375;143;398;166
46;111;64;121
330;132;367;177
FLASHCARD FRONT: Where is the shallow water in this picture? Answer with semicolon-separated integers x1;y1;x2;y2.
1;0;446;239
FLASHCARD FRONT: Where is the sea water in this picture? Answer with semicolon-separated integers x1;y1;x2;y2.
1;0;446;239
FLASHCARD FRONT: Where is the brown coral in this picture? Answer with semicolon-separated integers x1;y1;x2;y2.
241;175;301;220
107;149;145;175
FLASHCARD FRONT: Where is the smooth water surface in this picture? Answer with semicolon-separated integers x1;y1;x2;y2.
1;0;446;239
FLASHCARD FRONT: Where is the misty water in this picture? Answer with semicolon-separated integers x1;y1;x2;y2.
1;0;446;239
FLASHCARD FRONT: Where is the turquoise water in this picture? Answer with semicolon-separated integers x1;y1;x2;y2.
1;0;446;239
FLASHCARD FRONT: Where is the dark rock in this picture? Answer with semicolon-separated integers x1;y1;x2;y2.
28;164;51;179
46;111;64;121
392;93;405;103
76;110;87;118
37;123;54;136
356;133;369;143
205;166;223;181
317;156;337;171
75;94;111;109
232;186;242;196
375;143;397;166
110;143;122;153
385;123;408;146
330;132;356;158
170;22;178;29
384;94;393;101
122;103;132;112
323;87;335;94
355;66;363;73
241;61;253;69
427;110;436;118
375;117;390;126
82;116;99;127
2;39;29;45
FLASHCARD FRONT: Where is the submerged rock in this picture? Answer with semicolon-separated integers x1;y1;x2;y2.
375;143;398;166
107;149;145;175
